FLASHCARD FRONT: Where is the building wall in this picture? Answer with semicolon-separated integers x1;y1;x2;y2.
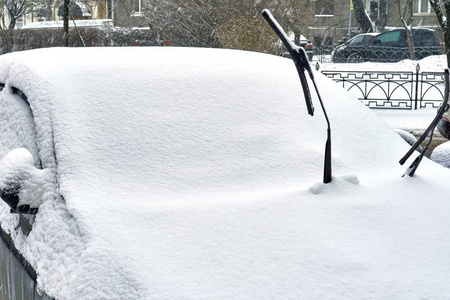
306;0;439;46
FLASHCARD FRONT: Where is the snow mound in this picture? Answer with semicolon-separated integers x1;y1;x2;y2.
308;174;360;194
0;148;54;208
395;129;423;151
431;141;450;168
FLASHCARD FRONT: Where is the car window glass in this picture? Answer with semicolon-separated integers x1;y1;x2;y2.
374;31;402;46
349;35;364;46
413;30;437;46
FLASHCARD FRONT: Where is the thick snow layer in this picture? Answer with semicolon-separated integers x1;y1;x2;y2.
0;148;54;208
431;141;450;168
0;47;449;299
394;128;424;153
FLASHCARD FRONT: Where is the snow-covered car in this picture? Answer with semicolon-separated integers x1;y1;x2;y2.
1;47;450;299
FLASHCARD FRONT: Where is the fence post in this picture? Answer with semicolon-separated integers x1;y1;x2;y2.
415;63;420;110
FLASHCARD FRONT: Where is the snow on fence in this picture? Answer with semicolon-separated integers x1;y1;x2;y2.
320;64;444;109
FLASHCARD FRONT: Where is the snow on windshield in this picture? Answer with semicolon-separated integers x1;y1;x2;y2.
0;47;449;299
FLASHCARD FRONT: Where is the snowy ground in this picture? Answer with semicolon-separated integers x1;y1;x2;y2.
0;48;449;299
318;54;448;73
373;108;438;130
321;54;448;154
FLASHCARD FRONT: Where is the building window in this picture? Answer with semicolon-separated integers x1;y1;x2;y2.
315;0;334;16
131;0;143;17
369;0;379;20
413;0;432;14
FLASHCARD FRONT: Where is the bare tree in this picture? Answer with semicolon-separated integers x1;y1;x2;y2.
141;0;313;49
397;0;415;59
0;0;38;29
429;0;450;67
258;0;313;45
353;0;374;33
142;0;226;47
216;15;279;53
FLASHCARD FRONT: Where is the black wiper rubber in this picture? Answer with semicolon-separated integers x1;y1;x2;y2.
399;68;450;176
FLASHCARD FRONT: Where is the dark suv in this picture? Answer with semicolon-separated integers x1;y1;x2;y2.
332;28;443;63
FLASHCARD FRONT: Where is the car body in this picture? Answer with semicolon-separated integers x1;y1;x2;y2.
1;47;450;299
331;33;378;62
332;28;443;63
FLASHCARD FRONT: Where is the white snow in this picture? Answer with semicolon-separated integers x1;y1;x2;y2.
373;107;439;129
395;129;421;149
0;148;55;208
431;141;450;167
0;47;449;299
321;54;448;72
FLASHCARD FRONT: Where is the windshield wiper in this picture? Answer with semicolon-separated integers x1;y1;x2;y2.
262;9;332;183
399;68;450;176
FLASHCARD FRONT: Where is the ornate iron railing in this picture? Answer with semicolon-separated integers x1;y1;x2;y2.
320;65;445;109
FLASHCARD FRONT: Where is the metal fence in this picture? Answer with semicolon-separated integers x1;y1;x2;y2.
320;65;445;109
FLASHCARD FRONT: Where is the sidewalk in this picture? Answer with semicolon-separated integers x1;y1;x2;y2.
373;107;447;157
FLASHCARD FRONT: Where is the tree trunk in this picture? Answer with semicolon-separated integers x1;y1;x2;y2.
47;0;53;21
8;19;15;29
7;10;16;29
405;26;416;60
294;29;301;45
446;35;450;68
378;0;388;29
428;0;450;67
64;0;69;46
353;0;373;33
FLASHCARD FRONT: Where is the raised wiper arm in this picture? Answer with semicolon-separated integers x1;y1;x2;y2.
399;68;450;176
262;9;332;183
262;9;314;116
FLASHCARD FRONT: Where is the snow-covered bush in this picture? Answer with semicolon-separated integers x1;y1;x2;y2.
107;27;158;46
0;28;106;54
0;27;164;53
431;141;450;168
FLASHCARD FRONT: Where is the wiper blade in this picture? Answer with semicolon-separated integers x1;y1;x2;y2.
262;9;332;183
262;9;314;116
399;68;450;176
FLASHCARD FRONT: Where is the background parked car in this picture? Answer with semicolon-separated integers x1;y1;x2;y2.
332;28;443;63
332;33;378;63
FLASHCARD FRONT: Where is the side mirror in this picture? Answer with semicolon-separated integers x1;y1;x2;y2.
0;185;38;214
0;182;19;212
0;148;53;215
